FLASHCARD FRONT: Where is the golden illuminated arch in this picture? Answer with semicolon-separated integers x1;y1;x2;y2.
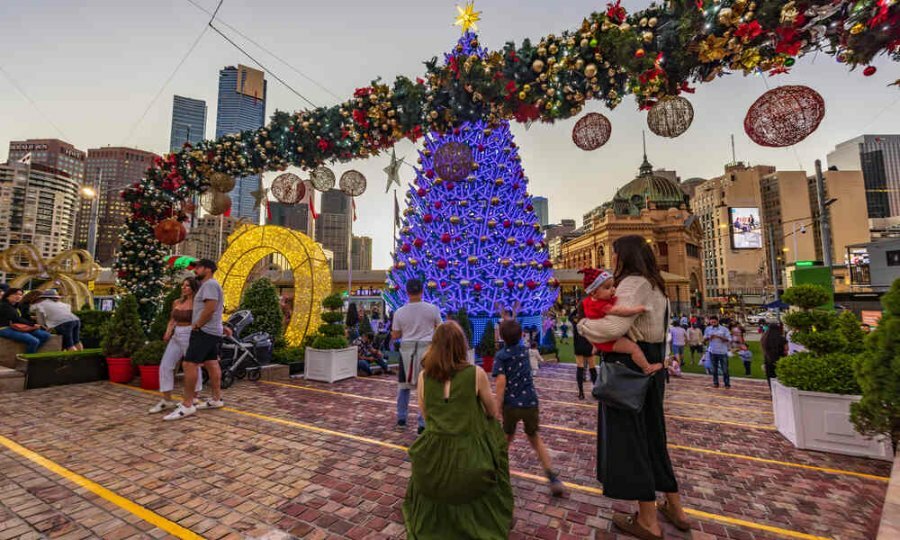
215;224;331;346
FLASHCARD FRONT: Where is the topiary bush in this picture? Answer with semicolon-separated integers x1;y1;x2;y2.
239;278;285;347
782;284;843;357
836;310;866;355
782;284;830;310
101;295;146;358
476;321;496;358
132;340;167;366
776;352;861;395
851;278;900;450
272;346;303;364
75;309;113;349
311;293;348;350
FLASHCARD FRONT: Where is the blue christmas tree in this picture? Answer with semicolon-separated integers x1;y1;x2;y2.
385;32;559;339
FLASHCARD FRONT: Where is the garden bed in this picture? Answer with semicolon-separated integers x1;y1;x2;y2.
17;349;107;390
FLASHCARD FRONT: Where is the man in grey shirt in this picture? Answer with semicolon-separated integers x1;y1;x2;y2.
165;259;227;421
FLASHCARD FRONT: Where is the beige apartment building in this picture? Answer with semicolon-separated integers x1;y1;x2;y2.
691;164;775;303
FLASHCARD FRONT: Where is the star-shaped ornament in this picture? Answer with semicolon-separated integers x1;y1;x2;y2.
251;179;268;211
454;1;481;33
383;149;405;193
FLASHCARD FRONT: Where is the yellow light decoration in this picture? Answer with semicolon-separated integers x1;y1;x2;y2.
0;245;100;310
215;224;331;347
454;1;482;33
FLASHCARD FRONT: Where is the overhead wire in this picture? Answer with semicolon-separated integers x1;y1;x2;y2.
183;0;342;102
0;65;69;140
122;0;224;145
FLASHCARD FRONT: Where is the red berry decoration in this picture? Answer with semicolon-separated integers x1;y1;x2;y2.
863;66;877;77
153;218;186;246
744;85;825;148
572;112;613;151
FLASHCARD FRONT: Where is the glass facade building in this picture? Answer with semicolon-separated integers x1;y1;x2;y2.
215;65;267;222
532;196;549;228
169;95;207;153
827;135;900;219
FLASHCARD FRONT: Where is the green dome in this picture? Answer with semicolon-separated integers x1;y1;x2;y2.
611;156;687;215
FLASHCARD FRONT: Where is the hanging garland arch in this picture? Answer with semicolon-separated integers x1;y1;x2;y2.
117;0;900;321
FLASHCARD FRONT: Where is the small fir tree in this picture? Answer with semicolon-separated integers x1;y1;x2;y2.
239;278;284;345
851;279;900;450
311;294;349;350
476;321;496;358
148;284;182;341
102;295;146;358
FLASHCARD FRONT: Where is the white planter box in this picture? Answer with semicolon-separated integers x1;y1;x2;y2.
304;347;358;383
772;379;893;461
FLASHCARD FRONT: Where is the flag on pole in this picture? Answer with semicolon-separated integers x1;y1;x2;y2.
17;152;32;165
351;198;358;221
394;191;401;228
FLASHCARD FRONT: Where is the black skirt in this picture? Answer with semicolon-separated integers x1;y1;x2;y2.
596;341;678;501
570;305;594;357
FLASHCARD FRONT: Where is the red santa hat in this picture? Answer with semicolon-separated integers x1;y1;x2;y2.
578;267;613;294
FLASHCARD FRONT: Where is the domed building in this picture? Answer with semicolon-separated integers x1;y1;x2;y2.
559;152;705;314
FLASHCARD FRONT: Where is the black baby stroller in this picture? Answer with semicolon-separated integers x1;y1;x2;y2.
218;310;273;389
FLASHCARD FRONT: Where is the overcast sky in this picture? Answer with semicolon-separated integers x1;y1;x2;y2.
1;0;897;268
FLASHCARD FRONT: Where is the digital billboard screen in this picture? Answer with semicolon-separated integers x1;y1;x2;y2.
729;207;762;249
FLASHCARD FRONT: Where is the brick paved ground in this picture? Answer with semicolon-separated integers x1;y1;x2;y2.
0;363;890;539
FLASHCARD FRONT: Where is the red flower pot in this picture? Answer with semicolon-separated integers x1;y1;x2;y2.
138;365;160;390
106;357;134;383
481;356;494;373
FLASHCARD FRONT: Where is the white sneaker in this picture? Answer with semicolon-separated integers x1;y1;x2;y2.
163;404;197;421
148;399;176;414
196;399;224;410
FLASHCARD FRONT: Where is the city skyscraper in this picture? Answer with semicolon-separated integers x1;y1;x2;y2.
352;235;373;271
269;201;311;236
8;139;86;184
215;65;267;222
169;95;207;153
532;196;549;228
827;135;900;219
74;147;159;265
316;189;351;270
0;162;80;281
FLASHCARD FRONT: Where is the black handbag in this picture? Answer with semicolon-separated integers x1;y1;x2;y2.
591;303;669;413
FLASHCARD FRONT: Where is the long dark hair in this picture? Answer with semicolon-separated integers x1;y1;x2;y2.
180;277;200;302
612;235;666;291
346;302;360;327
761;322;785;353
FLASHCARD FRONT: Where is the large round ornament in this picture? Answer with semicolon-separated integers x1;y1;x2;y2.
209;172;235;193
743;85;825;148
200;190;232;216
647;96;694;138
572;112;612;151
339;170;367;197
433;141;473;182
310;166;336;191
154;219;187;246
271;173;305;205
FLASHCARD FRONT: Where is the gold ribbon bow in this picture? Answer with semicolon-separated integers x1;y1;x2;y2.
0;245;101;310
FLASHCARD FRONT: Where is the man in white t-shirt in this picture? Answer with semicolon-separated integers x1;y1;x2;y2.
391;278;442;434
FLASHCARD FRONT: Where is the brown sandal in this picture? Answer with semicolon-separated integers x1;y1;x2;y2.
657;500;692;531
612;512;663;540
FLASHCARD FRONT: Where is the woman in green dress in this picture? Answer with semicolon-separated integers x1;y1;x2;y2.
403;321;513;539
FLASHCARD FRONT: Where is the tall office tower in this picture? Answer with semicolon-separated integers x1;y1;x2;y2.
74;148;160;265
269;201;311;236
827;135;900;219
0;162;80;281
531;196;549;228
215;65;267;222
351;236;373;271
8;139;86;184
169;96;207;152
315;189;351;271
179;215;241;262
691;163;774;299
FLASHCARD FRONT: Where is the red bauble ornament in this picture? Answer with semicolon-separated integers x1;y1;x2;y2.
154;219;187;246
423;213;434;223
863;66;877;77
506;280;515;289
744;85;825;148
413;238;424;248
417;187;427;197
526;238;535;246
542;260;553;269
635;48;646;59
474;283;483;292
401;243;411;253
434;201;443;210
526;280;538;290
440;233;452;244
437;258;448;269
434;141;474;182
503;219;512;228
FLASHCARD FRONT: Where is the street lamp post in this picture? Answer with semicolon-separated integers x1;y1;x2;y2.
84;169;103;260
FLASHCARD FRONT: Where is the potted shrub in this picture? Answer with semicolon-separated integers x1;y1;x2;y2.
772;284;892;460
851;278;900;454
304;293;356;383
132;340;166;390
239;277;285;349
75;309;113;349
101;295;146;383
273;346;305;375
476;321;497;373
455;308;475;364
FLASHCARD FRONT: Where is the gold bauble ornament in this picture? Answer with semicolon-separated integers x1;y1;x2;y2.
648;17;658;27
575;58;585;70
643;31;654;43
549;44;558;55
850;22;865;35
640;17;648;27
209;172;236;193
619;22;631;31
584;63;598;78
518;91;527;100
532;59;545;73
717;7;736;25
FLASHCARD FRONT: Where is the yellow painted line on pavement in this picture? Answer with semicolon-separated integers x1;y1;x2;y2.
0;434;205;540
113;383;829;540
265;382;883;481
539;424;888;482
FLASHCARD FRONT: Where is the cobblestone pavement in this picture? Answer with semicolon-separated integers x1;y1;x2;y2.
0;364;890;539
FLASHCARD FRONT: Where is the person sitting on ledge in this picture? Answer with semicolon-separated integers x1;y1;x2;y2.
354;332;391;376
0;288;52;354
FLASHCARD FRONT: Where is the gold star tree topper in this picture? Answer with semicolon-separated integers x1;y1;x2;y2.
454;1;481;33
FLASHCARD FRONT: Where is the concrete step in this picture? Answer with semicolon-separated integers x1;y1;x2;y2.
0;366;25;393
0;335;62;368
